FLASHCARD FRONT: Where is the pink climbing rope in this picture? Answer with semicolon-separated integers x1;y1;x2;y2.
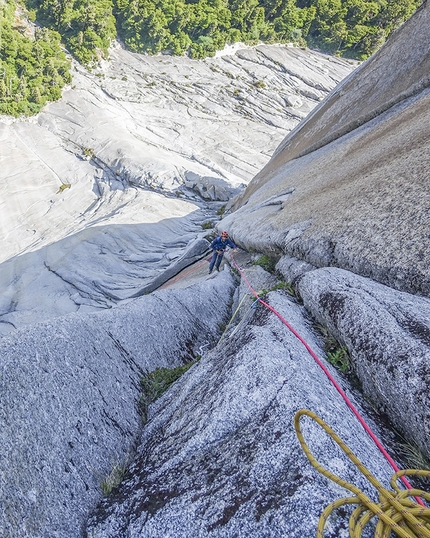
229;253;424;503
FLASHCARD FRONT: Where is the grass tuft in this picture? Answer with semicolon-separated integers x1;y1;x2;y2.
398;442;430;472
140;361;198;422
100;460;128;496
83;147;95;159
326;346;350;373
271;281;295;296
315;323;350;373
56;183;71;194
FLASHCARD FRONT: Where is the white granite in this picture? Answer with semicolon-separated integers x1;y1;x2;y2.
0;43;355;334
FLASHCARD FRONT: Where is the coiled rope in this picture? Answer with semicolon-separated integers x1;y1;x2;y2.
228;253;425;505
295;409;430;538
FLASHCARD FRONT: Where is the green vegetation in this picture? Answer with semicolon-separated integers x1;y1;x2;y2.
56;183;71;193
100;359;204;495
201;221;214;230
100;458;129;495
0;0;71;116
326;345;350;372
140;361;198;422
111;0;421;59
83;147;95;158
26;0;116;65
315;322;350;372
252;253;278;273
253;79;266;89
1;0;421;116
259;280;295;296
398;441;430;472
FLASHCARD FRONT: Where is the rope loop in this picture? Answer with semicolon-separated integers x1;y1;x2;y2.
294;409;430;538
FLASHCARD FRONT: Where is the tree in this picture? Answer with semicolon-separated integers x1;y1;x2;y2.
31;0;116;64
0;3;71;117
0;0;419;117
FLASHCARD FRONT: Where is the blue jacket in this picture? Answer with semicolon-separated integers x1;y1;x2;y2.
210;236;237;252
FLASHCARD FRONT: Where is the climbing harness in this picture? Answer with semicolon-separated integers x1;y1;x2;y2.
295;410;430;538
228;253;427;509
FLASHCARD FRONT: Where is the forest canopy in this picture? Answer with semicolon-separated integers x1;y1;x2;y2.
0;0;422;115
113;0;421;60
26;0;421;62
0;0;71;116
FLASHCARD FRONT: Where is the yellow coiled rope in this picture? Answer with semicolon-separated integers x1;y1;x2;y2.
294;409;430;538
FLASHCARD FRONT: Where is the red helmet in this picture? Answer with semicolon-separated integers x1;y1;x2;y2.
221;231;229;237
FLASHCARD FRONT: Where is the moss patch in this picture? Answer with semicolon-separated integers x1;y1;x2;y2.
252;254;278;273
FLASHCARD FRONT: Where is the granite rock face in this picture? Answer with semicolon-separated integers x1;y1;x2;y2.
275;254;316;285
0;273;235;538
1;9;429;538
224;1;430;297
0;44;355;334
297;267;430;458
86;286;395;538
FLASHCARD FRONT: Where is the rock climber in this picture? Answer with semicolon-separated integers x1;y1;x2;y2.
209;231;237;274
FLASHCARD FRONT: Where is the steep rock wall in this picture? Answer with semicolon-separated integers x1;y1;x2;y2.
0;45;355;334
87;284;396;538
234;0;430;204
0;274;235;538
297;266;430;457
224;1;430;297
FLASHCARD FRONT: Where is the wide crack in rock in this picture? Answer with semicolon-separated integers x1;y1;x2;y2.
86;283;398;538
